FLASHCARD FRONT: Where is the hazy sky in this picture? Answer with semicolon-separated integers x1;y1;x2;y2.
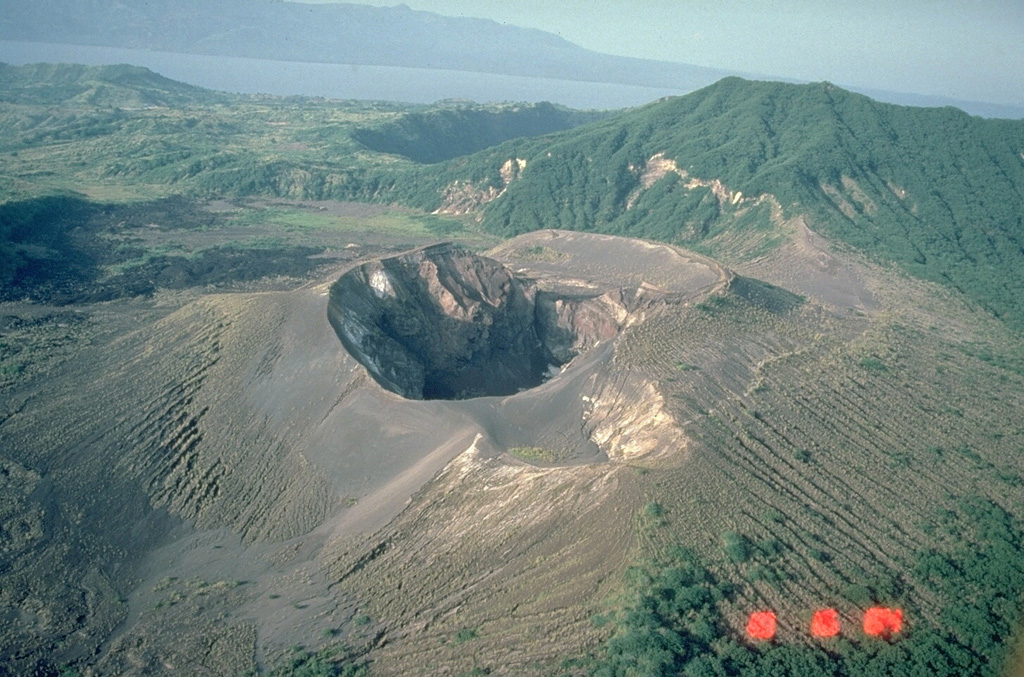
300;0;1024;107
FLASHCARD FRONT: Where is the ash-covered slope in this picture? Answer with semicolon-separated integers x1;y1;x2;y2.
1;227;1022;674
0;230;725;673
407;79;1024;327
327;231;1024;675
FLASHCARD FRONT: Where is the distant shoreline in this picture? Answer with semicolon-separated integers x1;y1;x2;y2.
0;40;685;109
4;40;1020;118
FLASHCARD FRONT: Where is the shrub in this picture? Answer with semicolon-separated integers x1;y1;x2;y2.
722;531;753;564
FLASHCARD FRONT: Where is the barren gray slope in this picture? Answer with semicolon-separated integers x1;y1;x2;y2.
0;230;725;672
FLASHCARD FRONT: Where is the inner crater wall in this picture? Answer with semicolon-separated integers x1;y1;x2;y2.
329;244;550;399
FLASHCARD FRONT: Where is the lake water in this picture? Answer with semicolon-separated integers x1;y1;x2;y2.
0;40;686;110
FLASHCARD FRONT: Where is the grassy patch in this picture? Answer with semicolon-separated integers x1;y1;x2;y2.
515;245;571;263
508;446;562;463
269;645;369;677
220;202;488;246
453;627;479;644
859;355;888;372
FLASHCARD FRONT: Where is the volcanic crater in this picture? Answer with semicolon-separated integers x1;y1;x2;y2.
327;243;621;400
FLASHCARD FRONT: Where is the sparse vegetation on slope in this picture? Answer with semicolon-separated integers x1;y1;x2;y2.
309;243;1024;675
585;495;1024;676
562;266;1024;676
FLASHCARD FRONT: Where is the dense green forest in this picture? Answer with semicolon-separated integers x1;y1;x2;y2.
580;496;1024;676
391;79;1024;328
351;102;610;163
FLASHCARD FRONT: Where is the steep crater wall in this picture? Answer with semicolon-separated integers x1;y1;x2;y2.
328;244;619;400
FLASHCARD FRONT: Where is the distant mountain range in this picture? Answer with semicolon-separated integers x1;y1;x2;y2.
3;0;1022;118
0;0;732;91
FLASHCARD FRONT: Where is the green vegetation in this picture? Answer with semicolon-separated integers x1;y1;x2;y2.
6;68;1024;330
0;193;488;307
5;64;1024;675
598;260;1024;676
643;502;666;519
400;78;1024;329
268;645;368;677
0;194;93;288
0;62;228;107
639;502;668;530
351;101;608;163
514;244;572;263
508;446;562;463
859;356;888;372
0;63;600;206
793;448;812;463
453;627;479;644
586;497;1024;675
223;203;474;239
0;195;338;304
721;531;753;564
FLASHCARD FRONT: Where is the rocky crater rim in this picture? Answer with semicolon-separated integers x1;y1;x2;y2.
327;243;625;400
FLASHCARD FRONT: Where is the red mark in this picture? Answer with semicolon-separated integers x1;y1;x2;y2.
747;611;777;640
811;608;841;637
863;607;903;637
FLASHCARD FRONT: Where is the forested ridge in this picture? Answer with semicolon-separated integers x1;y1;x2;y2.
396;78;1024;328
5;70;1024;324
0;62;226;107
351;102;610;164
7;67;1023;332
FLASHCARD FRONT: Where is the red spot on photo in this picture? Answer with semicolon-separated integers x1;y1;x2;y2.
747;610;777;640
864;607;903;637
811;608;841;637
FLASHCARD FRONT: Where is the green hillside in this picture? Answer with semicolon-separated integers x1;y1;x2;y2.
0;63;608;205
0;62;226;107
4;70;1024;329
351;101;609;163
406;78;1024;328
